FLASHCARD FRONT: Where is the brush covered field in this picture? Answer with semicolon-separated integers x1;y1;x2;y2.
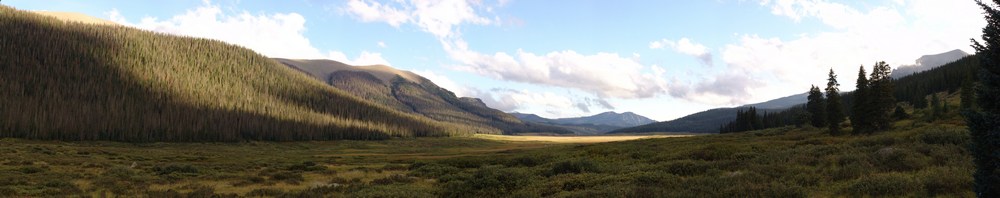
0;112;974;197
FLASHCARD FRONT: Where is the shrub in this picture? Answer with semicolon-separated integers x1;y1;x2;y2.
152;164;199;175
548;159;600;176
872;147;930;172
843;173;920;197
269;171;304;184
19;165;47;174
917;128;970;145
370;174;416;185
287;161;326;172
660;160;711;176
410;163;461;178
246;188;284;197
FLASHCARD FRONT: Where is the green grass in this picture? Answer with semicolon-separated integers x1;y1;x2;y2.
0;113;974;197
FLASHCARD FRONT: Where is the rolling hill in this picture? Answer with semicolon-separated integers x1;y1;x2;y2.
511;111;655;134
0;6;477;142
275;58;572;134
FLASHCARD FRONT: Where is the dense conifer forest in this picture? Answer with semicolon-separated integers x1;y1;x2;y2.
0;6;478;142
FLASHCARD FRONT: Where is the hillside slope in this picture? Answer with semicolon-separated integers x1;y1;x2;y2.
275;58;572;134
0;6;471;142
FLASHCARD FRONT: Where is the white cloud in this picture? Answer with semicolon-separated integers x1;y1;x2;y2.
444;40;671;99
107;1;325;59
472;88;578;118
650;37;713;66
377;41;387;48
342;0;492;39
344;0;410;27
703;0;985;104
107;0;392;66
328;51;392;66
412;70;467;97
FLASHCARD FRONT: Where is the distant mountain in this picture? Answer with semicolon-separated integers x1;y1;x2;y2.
891;49;968;79
608;106;784;134
510;111;655;134
276;58;572;134
741;93;807;110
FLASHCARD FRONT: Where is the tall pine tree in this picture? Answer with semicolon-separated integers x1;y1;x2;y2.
852;66;871;134
962;70;976;110
868;61;895;132
826;69;846;135
967;1;1000;195
807;85;827;127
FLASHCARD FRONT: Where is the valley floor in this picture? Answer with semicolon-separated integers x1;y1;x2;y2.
0;134;681;197
0;120;975;197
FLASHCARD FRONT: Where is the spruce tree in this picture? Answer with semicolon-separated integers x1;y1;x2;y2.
851;66;871;135
913;95;928;109
968;1;1000;195
931;94;942;120
826;69;846;135
807;85;827;127
962;71;976;110
868;61;895;132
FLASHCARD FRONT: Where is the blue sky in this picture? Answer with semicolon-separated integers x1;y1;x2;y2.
3;0;983;121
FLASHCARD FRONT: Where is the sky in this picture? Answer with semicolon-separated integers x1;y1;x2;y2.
3;0;985;121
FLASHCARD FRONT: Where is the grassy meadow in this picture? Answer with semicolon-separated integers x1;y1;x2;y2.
0;104;974;197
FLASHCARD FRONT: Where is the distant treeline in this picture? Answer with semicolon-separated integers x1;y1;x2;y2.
721;55;978;134
0;6;474;142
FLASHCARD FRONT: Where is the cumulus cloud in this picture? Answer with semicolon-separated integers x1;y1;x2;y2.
703;0;985;104
328;51;393;66
342;0;673;100
342;0;492;38
650;37;713;66
344;0;410;27
444;41;670;99
106;2;322;59
107;1;391;65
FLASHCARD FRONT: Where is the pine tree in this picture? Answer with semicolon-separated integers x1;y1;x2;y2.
913;95;928;109
826;69;846;135
967;1;1000;195
932;94;942;120
807;85;827;127
851;66;871;135
868;61;895;132
892;105;909;120
962;71;976;110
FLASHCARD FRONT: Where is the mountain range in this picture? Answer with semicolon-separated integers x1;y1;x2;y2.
510;112;656;134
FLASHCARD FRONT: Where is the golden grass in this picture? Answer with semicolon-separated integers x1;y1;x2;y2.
473;134;692;143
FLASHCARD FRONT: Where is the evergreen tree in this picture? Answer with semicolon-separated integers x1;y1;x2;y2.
851;66;871;135
932;94;942;120
967;1;1000;195
962;71;976;110
868;61;895;132
892;105;909;120
826;69;846;135
807;85;827;127
913;95;928;109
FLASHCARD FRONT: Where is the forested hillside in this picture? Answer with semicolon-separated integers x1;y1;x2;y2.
615;53;976;134
276;59;572;134
0;6;475;142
